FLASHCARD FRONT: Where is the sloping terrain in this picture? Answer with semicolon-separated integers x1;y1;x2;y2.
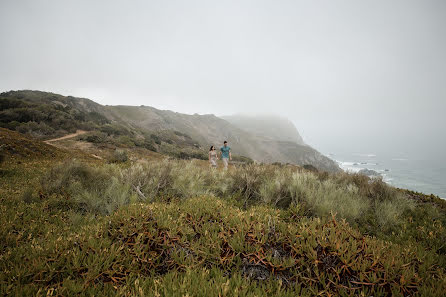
0;127;62;159
1;129;446;296
0;90;339;171
108;106;339;171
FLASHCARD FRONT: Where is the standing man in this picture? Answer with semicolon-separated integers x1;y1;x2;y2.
220;141;232;169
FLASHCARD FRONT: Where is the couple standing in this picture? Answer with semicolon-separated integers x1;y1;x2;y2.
209;141;231;169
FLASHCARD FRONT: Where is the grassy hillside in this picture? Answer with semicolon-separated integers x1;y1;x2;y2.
0;91;252;163
107;106;338;171
1;129;446;296
0;90;338;171
0;90;109;138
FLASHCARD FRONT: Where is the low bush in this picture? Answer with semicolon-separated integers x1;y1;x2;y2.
99;123;129;136
110;149;128;163
15;121;57;137
302;164;318;172
134;136;157;151
151;134;161;145
82;131;109;143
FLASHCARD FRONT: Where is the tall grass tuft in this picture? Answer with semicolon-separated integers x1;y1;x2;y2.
40;160;134;215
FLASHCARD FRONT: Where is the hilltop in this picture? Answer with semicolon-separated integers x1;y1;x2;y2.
0;90;339;171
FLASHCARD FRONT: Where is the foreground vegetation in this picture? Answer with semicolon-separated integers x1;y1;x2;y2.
1;129;446;296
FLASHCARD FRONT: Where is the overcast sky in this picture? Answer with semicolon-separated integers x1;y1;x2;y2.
1;0;445;158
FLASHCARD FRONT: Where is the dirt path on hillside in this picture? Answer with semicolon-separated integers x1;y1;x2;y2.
44;130;87;143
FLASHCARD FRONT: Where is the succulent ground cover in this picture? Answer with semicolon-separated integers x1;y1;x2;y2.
2;197;445;296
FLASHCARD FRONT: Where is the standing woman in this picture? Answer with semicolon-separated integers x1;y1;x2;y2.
209;146;218;168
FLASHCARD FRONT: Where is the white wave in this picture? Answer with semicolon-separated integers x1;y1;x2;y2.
336;161;364;173
338;161;358;166
337;160;394;184
358;162;378;166
353;153;377;158
384;177;394;183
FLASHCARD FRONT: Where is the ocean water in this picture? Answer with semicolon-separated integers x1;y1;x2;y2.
326;152;446;199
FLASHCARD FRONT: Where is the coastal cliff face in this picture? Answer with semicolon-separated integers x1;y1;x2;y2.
0;90;339;172
221;114;339;172
221;114;305;144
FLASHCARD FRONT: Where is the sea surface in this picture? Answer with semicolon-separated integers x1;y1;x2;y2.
326;152;446;199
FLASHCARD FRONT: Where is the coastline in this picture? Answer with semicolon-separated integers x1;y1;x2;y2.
326;152;446;199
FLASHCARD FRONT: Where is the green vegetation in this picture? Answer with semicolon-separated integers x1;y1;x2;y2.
1;194;445;296
110;149;129;163
0;90;109;138
1;147;446;295
1;111;446;295
40;160;134;215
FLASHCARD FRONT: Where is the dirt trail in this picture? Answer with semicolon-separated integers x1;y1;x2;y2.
44;130;87;143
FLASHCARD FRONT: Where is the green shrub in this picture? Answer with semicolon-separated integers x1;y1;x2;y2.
0;91;115;139
15;121;56;137
151;134;161;145
110;149;128;163
81;131;108;143
302;164;318;172
114;135;136;147
134;137;157;151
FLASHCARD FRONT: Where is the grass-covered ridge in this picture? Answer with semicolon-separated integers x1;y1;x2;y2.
1;129;446;296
